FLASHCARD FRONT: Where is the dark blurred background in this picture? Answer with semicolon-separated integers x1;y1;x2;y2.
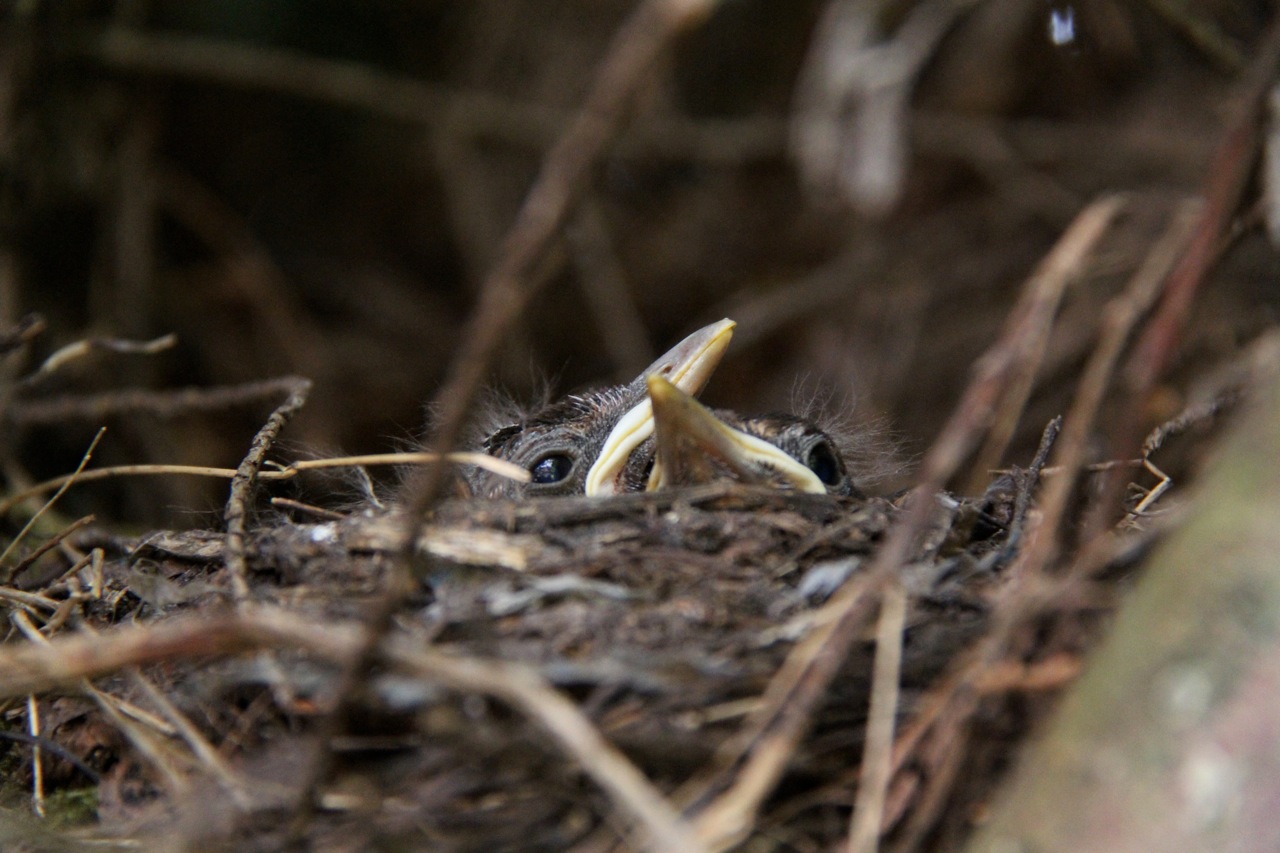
2;0;1277;525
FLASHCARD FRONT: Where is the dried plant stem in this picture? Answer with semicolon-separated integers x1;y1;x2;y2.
686;197;1122;852
1094;20;1280;533
287;0;725;844
223;377;311;602
25;694;43;816
0;427;105;573
6;376;315;425
1026;199;1201;573
848;581;908;853
0;452;528;518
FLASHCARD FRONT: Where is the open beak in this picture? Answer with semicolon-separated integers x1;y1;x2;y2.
584;318;736;496
645;375;827;494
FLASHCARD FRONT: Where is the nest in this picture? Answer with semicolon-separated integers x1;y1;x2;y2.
0;462;1089;852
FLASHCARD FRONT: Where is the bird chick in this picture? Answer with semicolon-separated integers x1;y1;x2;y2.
467;319;735;499
646;374;863;497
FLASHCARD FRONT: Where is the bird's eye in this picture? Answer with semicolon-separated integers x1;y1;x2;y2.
805;440;842;486
530;453;574;484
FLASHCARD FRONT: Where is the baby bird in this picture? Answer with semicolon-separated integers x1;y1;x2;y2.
466;319;735;499
645;375;863;498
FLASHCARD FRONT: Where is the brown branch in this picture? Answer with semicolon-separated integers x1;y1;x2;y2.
685;196;1123;851
848;582;908;853
1093;19;1280;532
80;28;782;165
289;0;723;842
5;376;314;426
222;377;312;602
1025;199;1200;573
0;608;357;698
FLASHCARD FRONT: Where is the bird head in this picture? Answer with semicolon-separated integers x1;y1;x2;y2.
645;374;863;497
467;319;735;498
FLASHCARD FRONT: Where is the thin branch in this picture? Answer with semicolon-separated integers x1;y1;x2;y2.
19;333;176;388
848;581;908;853
0;428;105;572
6;376;312;426
81;28;782;165
1096;19;1280;532
0;452;528;519
684;197;1122;852
223;377;311;602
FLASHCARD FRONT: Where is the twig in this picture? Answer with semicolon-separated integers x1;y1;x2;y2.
0;313;45;357
6;376;313;426
848;581;908;853
385;639;706;853
223;377;311;602
683;197;1122;851
0;452;529;518
0;728;101;784
0;587;60;614
83;28;782;165
26;694;44;816
1098;19;1280;532
1138;0;1247;71
965;185;1119;492
130;670;255;809
7;514;95;585
0;606;361;698
19;333;176;388
269;497;346;521
0;427;105;571
1025;199;1200;572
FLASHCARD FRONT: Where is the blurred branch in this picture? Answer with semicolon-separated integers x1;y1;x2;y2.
791;0;977;214
683;196;1121;852
968;332;1280;852
6;376;315;426
289;0;725;845
80;27;781;165
1091;17;1280;534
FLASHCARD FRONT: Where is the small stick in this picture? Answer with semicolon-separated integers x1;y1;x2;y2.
685;197;1123;851
26;694;43;817
130;670;255;809
7;376;314;425
224;377;311;599
1026;199;1200;570
19;333;177;387
0;452;528;518
6;514;95;585
848;581;908;853
0;428;105;569
1096;21;1280;532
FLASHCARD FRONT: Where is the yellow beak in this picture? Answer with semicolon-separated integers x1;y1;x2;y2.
584;319;736;496
645;375;826;494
